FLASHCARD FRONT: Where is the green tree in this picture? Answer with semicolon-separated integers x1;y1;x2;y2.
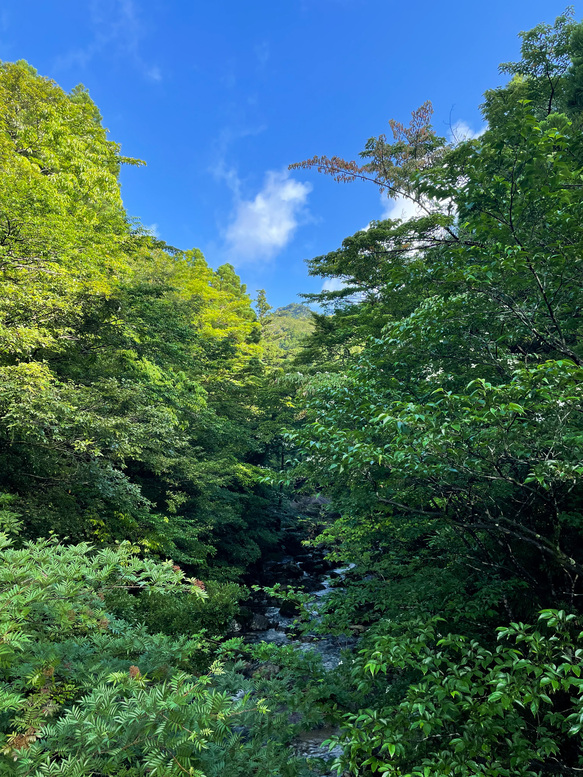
285;10;583;774
0;60;284;580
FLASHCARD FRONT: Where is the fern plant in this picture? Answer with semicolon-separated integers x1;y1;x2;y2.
0;535;275;776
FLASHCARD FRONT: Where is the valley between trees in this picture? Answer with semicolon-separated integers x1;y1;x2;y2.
3;10;583;776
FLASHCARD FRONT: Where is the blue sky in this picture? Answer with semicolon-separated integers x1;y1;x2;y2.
0;1;578;307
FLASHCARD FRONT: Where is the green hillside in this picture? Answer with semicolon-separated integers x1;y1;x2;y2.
266;303;315;356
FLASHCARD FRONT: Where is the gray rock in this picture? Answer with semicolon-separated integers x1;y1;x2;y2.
253;662;281;680
249;613;272;631
278;599;300;618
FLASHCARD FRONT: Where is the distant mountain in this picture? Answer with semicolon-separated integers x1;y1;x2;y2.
266;303;315;355
272;303;314;320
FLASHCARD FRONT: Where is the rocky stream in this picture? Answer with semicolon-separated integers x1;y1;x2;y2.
233;539;358;775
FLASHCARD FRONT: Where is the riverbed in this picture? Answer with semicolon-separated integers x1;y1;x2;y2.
238;554;357;774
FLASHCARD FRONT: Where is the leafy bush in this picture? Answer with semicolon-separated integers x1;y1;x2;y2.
335;610;583;776
108;580;247;637
0;536;274;776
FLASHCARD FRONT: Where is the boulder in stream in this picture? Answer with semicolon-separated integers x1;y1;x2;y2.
249;612;273;631
253;662;281;680
278;599;301;618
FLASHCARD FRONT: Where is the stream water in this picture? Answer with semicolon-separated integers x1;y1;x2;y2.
239;555;357;773
245;562;355;666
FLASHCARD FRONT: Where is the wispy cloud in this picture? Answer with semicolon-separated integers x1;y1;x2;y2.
144;223;160;237
55;0;161;82
254;41;270;68
209;124;310;265
224;169;312;264
211;125;267;200
321;277;346;292
145;66;162;83
448;119;486;144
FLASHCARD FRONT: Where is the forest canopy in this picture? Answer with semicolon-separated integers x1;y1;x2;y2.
3;9;583;777
283;9;583;774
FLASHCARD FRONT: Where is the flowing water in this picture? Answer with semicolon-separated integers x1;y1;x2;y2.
241;558;357;773
245;563;356;667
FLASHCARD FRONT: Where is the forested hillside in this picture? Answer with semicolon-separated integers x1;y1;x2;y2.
3;10;583;777
0;60;286;581
268;304;314;358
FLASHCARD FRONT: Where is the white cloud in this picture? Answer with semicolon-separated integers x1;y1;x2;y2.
378;192;456;257
380;191;457;223
448;120;486;145
378;119;486;223
380;193;426;222
55;0;161;82
225;170;311;264
321;277;366;305
321;278;346;292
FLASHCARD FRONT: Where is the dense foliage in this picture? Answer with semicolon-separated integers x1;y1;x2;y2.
285;9;583;775
4;9;583;776
0;60;284;579
0;536;335;777
267;304;315;360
